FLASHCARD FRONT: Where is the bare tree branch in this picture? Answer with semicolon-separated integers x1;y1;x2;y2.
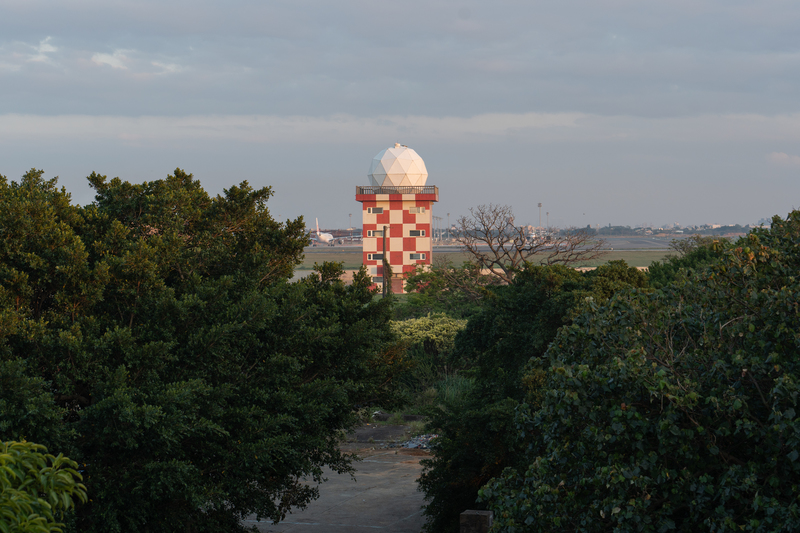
455;204;608;283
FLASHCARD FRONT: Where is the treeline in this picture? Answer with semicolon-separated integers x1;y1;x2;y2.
592;224;754;237
597;225;639;236
4;168;800;532
0;169;402;532
395;213;800;532
694;223;751;235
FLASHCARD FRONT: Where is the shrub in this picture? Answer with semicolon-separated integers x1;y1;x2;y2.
391;314;468;364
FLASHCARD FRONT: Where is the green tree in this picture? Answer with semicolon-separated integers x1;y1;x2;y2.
481;212;800;532
390;314;468;406
0;440;87;533
597;225;638;236
399;259;500;319
0;169;398;532
418;261;648;533
0;359;70;452
647;234;730;289
391;314;468;365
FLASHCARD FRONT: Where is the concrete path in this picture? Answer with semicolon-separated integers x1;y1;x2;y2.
244;432;428;533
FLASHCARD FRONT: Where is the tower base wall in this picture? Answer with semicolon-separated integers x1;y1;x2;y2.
356;189;438;294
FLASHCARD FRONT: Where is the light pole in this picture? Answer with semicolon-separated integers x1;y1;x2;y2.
447;213;450;241
546;212;549;228
538;203;542;228
349;213;352;230
382;225;389;298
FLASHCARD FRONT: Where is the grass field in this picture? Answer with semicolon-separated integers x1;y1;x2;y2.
298;247;669;270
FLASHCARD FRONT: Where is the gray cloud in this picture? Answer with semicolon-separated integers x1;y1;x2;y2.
1;0;799;227
3;0;800;116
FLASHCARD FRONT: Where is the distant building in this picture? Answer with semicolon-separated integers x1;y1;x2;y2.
356;144;439;293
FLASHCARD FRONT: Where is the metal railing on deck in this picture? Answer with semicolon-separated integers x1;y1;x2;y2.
356;185;438;195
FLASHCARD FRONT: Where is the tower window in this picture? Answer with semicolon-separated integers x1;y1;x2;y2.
367;207;384;214
367;253;384;261
409;230;426;237
409;207;425;214
367;230;384;237
409;253;426;260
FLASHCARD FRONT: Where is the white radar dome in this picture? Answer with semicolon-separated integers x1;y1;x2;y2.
368;143;428;187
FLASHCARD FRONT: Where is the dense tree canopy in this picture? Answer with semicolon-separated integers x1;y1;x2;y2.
647;234;730;289
400;258;499;319
0;169;398;532
481;211;800;532
418;261;648;533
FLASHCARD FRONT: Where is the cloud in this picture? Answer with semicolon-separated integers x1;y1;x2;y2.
0;112;587;145
2;1;800;118
89;50;185;75
151;61;183;74
28;36;57;63
1;1;800;118
91;50;130;69
0;37;58;70
0;60;21;72
2;112;800;147
767;151;800;167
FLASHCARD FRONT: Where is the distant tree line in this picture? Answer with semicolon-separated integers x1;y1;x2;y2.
596;225;639;236
694;223;750;235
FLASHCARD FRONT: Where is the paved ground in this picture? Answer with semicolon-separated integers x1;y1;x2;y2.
243;426;428;533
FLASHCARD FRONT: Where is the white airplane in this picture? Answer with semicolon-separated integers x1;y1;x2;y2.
311;218;335;246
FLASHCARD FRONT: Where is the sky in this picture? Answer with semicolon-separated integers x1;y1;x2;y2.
1;0;799;230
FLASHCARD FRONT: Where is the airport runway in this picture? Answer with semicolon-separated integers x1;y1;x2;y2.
303;236;675;253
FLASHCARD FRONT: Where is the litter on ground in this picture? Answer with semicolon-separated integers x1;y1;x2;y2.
381;434;438;450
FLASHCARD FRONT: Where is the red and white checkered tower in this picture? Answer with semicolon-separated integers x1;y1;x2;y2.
356;144;439;293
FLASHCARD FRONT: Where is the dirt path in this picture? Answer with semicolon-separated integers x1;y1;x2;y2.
244;425;429;533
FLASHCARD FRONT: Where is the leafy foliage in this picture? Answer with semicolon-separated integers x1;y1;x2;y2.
0;360;70;451
481;212;800;532
389;313;468;410
418;261;648;533
398;259;497;319
0;441;87;533
647;234;730;289
0;169;398;532
391;314;468;363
